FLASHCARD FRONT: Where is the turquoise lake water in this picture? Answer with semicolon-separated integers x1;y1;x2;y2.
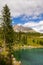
13;48;43;65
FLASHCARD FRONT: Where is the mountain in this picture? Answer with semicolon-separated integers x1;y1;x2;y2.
12;14;43;33
13;25;36;33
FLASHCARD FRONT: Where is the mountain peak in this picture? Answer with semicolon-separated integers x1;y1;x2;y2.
13;25;35;33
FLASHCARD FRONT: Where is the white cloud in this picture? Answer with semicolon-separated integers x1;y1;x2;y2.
0;0;43;17
0;0;43;33
22;21;43;33
17;23;22;26
23;22;37;27
17;21;43;33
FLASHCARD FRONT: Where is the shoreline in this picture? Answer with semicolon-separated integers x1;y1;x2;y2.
13;45;43;50
13;45;43;65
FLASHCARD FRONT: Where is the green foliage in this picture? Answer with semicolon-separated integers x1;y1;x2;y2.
37;40;39;44
18;31;21;42
39;41;43;45
0;55;6;65
0;54;12;65
2;4;14;65
2;4;14;47
22;35;27;45
32;39;35;43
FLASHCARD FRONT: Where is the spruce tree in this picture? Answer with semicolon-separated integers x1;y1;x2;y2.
2;4;14;65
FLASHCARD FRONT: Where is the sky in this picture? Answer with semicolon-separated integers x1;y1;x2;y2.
0;0;43;33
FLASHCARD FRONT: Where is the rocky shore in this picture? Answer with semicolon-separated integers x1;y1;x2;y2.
12;55;21;65
13;45;43;50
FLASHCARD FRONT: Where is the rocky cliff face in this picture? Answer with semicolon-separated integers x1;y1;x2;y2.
13;25;35;32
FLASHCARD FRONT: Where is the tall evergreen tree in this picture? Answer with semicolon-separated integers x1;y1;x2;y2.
22;35;27;45
2;4;14;65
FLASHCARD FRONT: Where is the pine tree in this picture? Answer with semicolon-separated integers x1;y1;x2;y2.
22;35;27;45
2;4;14;65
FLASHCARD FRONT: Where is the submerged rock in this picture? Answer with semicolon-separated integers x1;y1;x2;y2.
12;57;21;65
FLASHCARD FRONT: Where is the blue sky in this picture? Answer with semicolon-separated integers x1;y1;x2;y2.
0;0;43;33
12;13;43;25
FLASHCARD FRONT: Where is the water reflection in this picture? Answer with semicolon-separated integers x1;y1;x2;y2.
13;48;43;65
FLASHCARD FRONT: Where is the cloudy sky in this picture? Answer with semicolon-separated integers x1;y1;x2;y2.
0;0;43;33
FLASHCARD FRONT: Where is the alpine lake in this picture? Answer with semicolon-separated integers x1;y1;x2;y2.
13;48;43;65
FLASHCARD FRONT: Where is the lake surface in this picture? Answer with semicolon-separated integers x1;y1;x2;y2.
13;48;43;65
